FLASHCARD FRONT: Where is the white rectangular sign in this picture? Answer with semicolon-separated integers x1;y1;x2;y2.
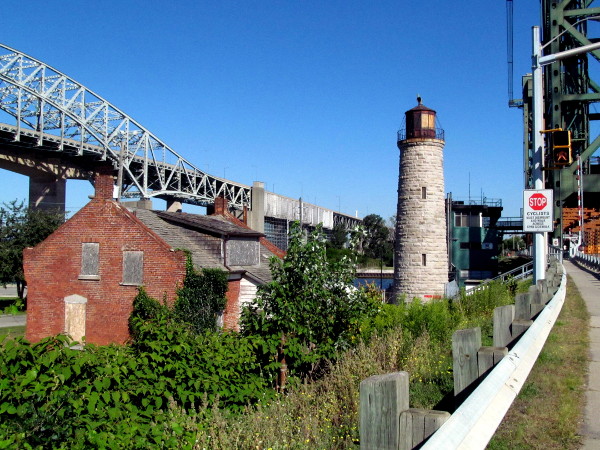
523;189;553;232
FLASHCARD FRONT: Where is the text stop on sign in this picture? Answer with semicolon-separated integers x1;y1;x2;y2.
523;189;553;232
529;193;547;210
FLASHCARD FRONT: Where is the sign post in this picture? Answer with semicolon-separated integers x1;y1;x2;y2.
523;189;553;232
523;189;553;281
531;25;600;282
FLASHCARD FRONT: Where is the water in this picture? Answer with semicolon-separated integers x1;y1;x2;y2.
354;277;393;290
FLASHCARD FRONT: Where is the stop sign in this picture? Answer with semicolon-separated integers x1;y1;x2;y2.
529;193;547;210
523;189;553;232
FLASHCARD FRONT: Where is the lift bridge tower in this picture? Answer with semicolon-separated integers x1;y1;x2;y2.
516;0;600;240
393;98;448;302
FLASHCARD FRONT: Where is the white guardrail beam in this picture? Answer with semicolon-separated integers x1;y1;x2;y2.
422;265;567;449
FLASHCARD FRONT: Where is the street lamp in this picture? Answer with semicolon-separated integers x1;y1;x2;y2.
531;25;600;282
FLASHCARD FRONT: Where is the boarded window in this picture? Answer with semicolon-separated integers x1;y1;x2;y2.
79;243;100;280
227;239;259;266
123;251;143;285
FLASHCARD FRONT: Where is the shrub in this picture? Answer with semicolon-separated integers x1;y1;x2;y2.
242;222;379;381
174;256;228;334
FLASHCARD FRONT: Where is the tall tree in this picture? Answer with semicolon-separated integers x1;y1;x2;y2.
242;222;378;378
362;214;393;261
0;200;64;298
329;221;348;249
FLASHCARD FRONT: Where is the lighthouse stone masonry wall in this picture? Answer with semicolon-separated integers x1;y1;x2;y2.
394;139;448;301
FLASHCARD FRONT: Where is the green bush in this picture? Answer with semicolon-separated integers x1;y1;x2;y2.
242;222;379;381
0;319;271;447
174;256;228;334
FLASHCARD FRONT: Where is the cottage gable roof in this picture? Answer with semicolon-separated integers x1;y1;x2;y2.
154;211;263;238
133;209;277;284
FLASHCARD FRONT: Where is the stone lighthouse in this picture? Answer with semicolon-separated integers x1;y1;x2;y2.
393;97;448;302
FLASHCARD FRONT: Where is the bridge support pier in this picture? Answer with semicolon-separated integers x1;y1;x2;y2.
29;175;66;213
249;181;265;233
166;200;182;212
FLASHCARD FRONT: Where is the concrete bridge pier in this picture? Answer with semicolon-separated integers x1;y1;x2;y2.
0;146;94;213
166;199;183;212
28;174;66;212
249;181;265;233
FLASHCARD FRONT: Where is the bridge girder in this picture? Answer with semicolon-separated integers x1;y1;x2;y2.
0;43;250;208
522;1;600;238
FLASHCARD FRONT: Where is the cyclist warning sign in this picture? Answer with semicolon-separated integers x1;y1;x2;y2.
523;189;553;232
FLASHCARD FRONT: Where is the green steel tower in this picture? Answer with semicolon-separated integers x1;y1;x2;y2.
522;0;600;239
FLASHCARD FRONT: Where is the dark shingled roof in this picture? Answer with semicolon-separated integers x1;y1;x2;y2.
133;209;276;284
154;211;263;238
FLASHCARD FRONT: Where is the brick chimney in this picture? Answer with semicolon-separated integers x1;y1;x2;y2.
93;169;116;201
213;196;228;215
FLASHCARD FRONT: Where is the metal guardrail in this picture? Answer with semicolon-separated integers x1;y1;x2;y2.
548;245;564;264
422;264;567;449
573;250;600;272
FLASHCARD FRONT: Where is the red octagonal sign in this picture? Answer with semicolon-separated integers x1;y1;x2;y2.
523;189;553;232
529;193;547;211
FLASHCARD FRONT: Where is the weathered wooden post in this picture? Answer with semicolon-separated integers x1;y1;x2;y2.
515;292;532;320
399;409;450;450
528;284;545;318
477;346;508;377
512;319;533;341
452;327;481;397
528;284;542;305
360;372;409;450
537;279;550;303
493;305;515;347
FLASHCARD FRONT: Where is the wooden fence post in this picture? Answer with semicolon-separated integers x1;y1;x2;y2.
399;409;450;450
477;346;508;377
493;305;515;347
528;284;542;305
512;319;533;341
360;372;409;450
537;279;551;303
515;293;531;320
452;327;481;397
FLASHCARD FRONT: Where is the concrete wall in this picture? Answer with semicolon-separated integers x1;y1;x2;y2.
264;192;334;228
249;182;335;231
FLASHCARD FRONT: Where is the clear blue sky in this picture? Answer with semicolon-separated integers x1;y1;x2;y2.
1;0;540;220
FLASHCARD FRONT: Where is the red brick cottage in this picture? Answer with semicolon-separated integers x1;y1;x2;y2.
24;174;283;345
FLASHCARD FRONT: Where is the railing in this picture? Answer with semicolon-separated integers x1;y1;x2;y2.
465;261;533;296
548;245;564;264
422;263;566;449
573;250;600;272
397;128;445;141
452;198;503;208
360;260;566;449
495;217;523;229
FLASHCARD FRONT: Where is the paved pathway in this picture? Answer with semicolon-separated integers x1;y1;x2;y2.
0;284;23;298
0;313;26;328
563;260;600;449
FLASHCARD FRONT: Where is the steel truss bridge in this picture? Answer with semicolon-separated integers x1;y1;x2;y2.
0;43;361;240
0;43;250;208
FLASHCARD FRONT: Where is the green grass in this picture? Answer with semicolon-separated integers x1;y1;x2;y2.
0;326;25;339
488;276;588;449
